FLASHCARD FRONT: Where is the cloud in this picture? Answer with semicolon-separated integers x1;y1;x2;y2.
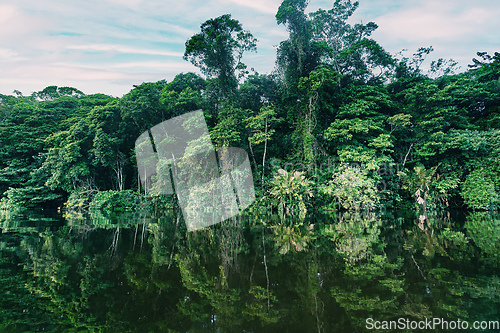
349;0;500;70
0;0;286;96
112;61;196;71
0;4;53;43
4;0;496;97
0;4;17;22
0;48;23;61
222;0;280;14
375;2;496;43
104;0;145;9
0;60;190;97
67;44;184;57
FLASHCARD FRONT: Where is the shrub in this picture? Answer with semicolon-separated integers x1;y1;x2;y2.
89;190;146;213
460;170;499;210
267;169;314;219
321;164;380;211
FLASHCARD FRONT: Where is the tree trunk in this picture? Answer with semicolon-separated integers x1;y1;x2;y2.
262;117;268;186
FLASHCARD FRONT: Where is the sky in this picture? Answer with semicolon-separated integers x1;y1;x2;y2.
0;0;498;97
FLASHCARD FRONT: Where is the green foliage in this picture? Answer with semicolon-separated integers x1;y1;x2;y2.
271;222;314;254
243;286;280;324
440;228;469;250
461;170;499;210
89;190;145;214
1;5;500;216
246;105;281;183
4;6;500;332
120;80;167;133
398;164;459;210
0;89;95;208
465;212;500;260
309;0;393;81
275;0;321;92
163;72;207;93
469;51;500;82
184;14;257;97
387;113;412;133
321;164;380;211
237;74;279;111
266;169;313;219
210;105;248;147
0;186;62;211
295;67;341;163
246;106;279;147
145;193;176;213
160;87;202;115
42;99;127;193
64;180;99;211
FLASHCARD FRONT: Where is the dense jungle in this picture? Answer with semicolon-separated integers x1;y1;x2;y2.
1;0;499;331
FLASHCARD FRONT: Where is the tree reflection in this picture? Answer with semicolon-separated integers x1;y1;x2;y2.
0;209;499;332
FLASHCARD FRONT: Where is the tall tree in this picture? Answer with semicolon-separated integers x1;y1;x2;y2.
184;14;257;100
245;105;281;184
309;0;393;82
275;0;326;96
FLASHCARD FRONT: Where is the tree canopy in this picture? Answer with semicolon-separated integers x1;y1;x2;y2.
0;1;499;215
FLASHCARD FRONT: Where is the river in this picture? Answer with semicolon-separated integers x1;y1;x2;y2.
1;208;499;332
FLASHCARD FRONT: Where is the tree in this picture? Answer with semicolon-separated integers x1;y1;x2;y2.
297;67;341;164
468;51;500;82
0;88;94;210
120;80;167;133
321;164;380;211
275;0;326;95
31;85;84;101
184;14;257;99
267;169;314;219
323;83;395;172
42;100;128;197
164;72;207;93
160;87;203;118
245;105;281;185
237;73;279;112
210;105;248;147
461;170;499;210
310;0;393;82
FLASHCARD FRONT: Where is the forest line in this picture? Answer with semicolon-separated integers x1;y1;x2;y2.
1;0;499;215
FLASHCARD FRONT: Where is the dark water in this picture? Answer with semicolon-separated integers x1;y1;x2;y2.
1;208;499;332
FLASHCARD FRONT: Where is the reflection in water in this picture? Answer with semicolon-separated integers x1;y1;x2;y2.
0;209;499;332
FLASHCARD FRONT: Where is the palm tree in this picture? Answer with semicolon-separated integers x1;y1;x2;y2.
267;169;313;219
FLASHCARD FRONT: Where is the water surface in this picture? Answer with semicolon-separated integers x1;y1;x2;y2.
1;209;499;332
